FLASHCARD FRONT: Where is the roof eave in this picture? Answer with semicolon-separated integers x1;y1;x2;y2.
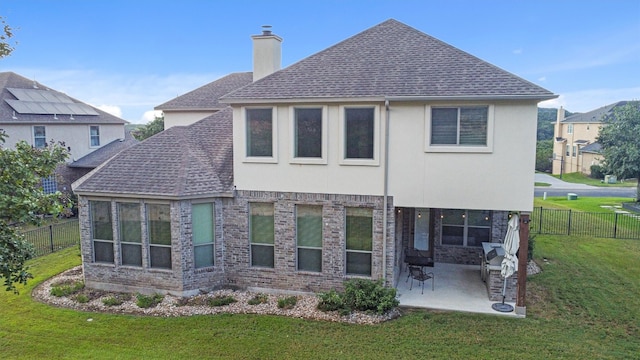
154;106;226;112
73;190;235;200
220;94;558;105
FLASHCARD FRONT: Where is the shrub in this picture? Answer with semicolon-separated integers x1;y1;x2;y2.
317;289;346;313
317;279;399;315
528;235;536;261
102;294;131;307
207;295;237;307
590;165;605;179
247;293;269;305
136;293;164;308
277;296;298;309
50;281;84;297
342;279;399;315
75;294;89;304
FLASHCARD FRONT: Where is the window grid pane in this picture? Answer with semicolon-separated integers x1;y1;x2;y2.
90;126;100;146
345;108;374;159
119;203;142;266
148;204;171;245
295;108;322;158
431;108;458;145
34;126;46;148
459;107;487;145
246;108;273;157
195;244;214;268
297;205;322;272
193;203;214;268
250;203;274;267
346;208;372;276
91;201;113;241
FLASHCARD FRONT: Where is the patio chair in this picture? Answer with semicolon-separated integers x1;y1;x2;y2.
408;265;434;294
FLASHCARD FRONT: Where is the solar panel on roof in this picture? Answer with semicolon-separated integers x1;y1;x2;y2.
5;88;99;116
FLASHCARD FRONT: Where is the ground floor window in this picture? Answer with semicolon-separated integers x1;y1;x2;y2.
441;209;491;247
192;203;215;268
250;203;275;268
345;207;372;276
118;202;142;266
147;204;172;269
41;176;58;194
90;200;113;263
296;205;322;272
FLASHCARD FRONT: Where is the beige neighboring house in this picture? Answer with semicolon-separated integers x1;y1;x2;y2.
552;101;628;176
0;72;136;195
73;20;556;314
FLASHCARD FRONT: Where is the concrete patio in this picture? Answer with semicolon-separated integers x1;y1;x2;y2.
396;262;521;317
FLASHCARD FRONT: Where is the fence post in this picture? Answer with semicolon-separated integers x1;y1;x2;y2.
613;213;618;239
567;209;572;236
49;224;55;253
538;207;543;234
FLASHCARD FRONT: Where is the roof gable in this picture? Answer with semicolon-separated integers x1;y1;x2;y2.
155;72;253;111
562;101;629;124
222;19;555;102
73;108;234;198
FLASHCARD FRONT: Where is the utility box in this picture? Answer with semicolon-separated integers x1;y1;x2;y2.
567;193;578;200
604;175;617;184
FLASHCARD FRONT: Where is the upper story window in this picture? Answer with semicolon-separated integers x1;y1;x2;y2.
90;126;100;147
291;107;327;164
425;105;493;153
246;108;275;159
339;106;379;166
567;124;574;134
33;126;46;148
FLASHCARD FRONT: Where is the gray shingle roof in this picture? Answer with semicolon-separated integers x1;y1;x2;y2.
155;72;253;110
68;129;139;168
562;101;629;123
222;19;555;102
581;142;602;154
73;108;234;198
0;72;127;125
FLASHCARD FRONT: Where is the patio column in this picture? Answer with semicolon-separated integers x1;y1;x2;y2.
515;213;530;316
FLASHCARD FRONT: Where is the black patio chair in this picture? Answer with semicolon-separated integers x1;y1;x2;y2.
408;265;434;294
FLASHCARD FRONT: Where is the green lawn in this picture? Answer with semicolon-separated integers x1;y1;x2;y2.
553;172;638;187
534;197;633;212
1;241;639;359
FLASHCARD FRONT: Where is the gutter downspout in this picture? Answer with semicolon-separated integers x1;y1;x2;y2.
382;99;390;283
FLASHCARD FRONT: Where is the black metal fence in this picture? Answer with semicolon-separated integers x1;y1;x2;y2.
21;219;80;257
530;207;640;239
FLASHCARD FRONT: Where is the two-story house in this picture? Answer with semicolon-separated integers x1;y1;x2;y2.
0;72;135;195
552;101;629;176
73;20;555;314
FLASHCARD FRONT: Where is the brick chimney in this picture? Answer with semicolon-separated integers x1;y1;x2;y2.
252;25;282;82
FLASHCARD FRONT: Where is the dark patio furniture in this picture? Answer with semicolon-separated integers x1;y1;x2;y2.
408;265;434;294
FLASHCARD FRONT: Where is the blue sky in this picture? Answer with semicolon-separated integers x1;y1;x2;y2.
1;0;639;123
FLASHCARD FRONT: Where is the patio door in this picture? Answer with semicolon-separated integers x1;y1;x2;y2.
413;208;434;258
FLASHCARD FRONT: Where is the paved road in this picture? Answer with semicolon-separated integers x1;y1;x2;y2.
534;173;637;198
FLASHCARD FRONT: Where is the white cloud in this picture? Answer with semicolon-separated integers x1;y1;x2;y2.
141;110;163;123
539;87;640;112
538;76;546;82
512;48;523;55
96;105;122;117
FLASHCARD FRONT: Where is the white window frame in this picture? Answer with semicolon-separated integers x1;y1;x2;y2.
90;125;100;147
296;205;323;272
146;203;172;270
242;107;278;164
345;207;373;277
339;105;380;166
289;105;328;165
33;125;46;148
192;202;215;269
567;124;574;134
424;104;494;153
89;200;114;264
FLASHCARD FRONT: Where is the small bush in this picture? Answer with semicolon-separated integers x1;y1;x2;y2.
50;281;85;297
277;296;298;309
208;295;237;307
528;235;536;261
102;294;131;307
317;280;399;315
317;289;345;312
136;293;164;308
590;165;605;179
75;294;89;304
247;293;269;305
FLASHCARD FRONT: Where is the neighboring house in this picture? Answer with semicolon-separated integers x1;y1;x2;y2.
73;20;555;311
552;101;629;176
0;72;134;195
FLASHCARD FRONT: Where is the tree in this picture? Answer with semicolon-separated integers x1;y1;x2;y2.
0;131;70;292
132;115;164;141
1;16;16;58
535;140;553;172
597;101;640;201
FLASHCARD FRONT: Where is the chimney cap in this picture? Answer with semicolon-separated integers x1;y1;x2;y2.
261;25;272;36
